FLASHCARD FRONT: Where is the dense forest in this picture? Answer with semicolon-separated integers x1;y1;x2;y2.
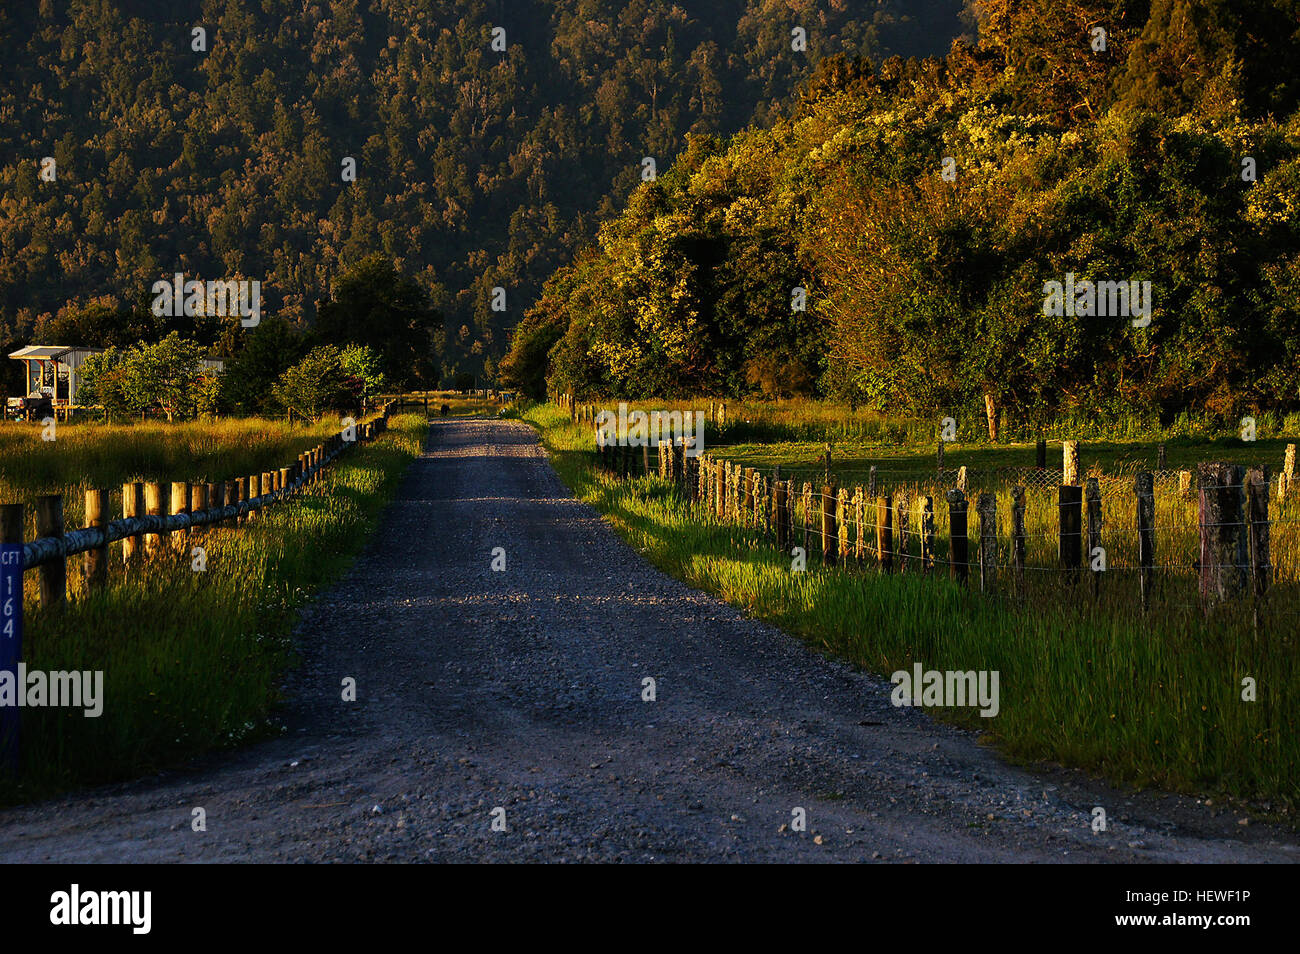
0;0;968;407
504;0;1300;436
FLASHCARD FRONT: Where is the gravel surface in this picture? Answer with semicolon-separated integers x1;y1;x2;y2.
1;418;1295;863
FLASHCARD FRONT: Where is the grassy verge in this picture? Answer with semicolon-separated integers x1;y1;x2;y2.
1;413;427;803
525;403;1297;816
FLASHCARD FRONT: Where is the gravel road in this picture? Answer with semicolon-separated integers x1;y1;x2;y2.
1;418;1295;862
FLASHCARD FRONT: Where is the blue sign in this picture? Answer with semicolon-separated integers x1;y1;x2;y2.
0;544;21;772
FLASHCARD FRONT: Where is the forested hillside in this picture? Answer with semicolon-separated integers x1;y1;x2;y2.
506;0;1300;436
0;0;967;396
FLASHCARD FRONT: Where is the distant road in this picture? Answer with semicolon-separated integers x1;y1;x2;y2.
0;418;1294;862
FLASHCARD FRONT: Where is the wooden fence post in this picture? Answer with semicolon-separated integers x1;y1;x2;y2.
1246;466;1271;620
956;466;967;495
801;482;812;557
876;495;893;573
784;480;796;552
937;440;944;474
84;489;108;592
1157;444;1167;471
1135;472;1155;611
170;482;190;553
868;465;877;500
190;483;208;533
946;489;968;583
145;482;164;556
35;494;66;608
773;478;787;551
853;487;865;564
920;496;935;574
896;488;910;573
1086;477;1103;600
1178;470;1192;499
1059;484;1082;581
821;483;837;565
1281;444;1297;501
123;481;144;563
1012;486;1026;597
1198;462;1247;612
1035;439;1046;471
233;477;246;525
1063;440;1080;486
976;492;996;594
838;487;850;561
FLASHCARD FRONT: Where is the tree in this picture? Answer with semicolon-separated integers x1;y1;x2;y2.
271;345;355;420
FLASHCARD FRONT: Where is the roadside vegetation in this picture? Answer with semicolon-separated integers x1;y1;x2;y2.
524;402;1298;817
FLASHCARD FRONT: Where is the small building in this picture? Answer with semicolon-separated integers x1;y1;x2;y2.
7;345;104;415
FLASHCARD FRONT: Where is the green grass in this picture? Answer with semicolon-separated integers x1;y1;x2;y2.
526;402;1298;814
0;413;428;803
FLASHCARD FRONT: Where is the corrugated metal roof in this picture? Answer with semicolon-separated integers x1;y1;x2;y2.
8;345;104;360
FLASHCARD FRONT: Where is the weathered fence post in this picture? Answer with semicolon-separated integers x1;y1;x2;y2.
801;482;813;556
946;489;968;583
1063;440;1080;487
1281;444;1297;501
233;477;246;525
122;481;144;562
876;495;893;573
35;494;66;608
1246;466;1271;624
84;489;108;591
1178;470;1192;499
1198;462;1247;612
1135;472;1155;612
169;482;190;553
838;487;851;561
956;466;967;494
1035;439;1046;471
821;483;838;565
1086;477;1103;600
937;440;944;474
1058;484;1082;582
868;465;877;500
853;487;865;564
976;492;996;594
896;489;910;573
145;482;164;556
1157;444;1167;471
262;471;275;510
784;480;796;552
920;496;935;574
1012;486;1026;597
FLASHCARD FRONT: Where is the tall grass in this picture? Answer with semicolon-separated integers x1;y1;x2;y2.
0;413;427;803
528;403;1298;811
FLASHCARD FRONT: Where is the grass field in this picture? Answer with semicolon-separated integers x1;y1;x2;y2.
0;412;428;803
525;402;1298;817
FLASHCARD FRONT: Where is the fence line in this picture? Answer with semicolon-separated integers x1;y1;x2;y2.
1;402;395;611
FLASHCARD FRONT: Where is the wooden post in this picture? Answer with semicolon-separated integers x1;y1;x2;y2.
1281;444;1296;501
1058;485;1082;581
867;465;877;500
853;487;865;563
1157;444;1167;471
876;496;893;573
80;489;107;592
774;475;785;548
1246;466;1271;613
956;466;967;494
279;467;292;496
170;482;190;553
920;496;935;574
801;482;812;556
821;483;837;565
1178;470;1192;499
976;492;996;594
1011;486;1026;597
1198;462;1247;611
35;494;66;608
896;488;909;573
1135;472;1155;611
144;482;164;556
1063;440;1080;486
233;477;246;525
784;480;796;552
642;441;650;478
937;440;944;474
1086;477;1103;600
746;467;757;521
946;490;968;583
122;481;144;562
1035;439;1046;471
263;472;275;509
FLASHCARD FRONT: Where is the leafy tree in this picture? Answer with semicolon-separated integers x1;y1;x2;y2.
271;345;356;421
